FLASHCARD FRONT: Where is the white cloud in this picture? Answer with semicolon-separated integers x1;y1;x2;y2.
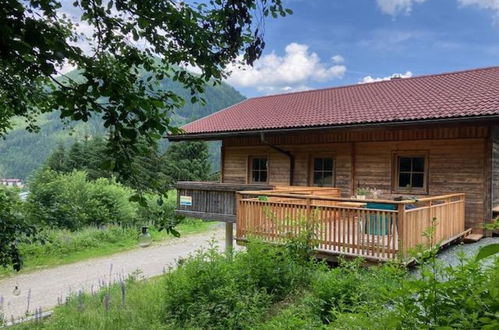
378;0;499;21
225;43;346;95
458;0;499;21
360;29;425;51
358;71;413;84
257;85;312;94
331;55;345;64
376;0;428;15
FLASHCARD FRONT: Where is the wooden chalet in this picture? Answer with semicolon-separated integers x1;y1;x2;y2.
169;67;499;262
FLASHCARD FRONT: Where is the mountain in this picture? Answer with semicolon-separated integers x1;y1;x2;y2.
0;72;245;179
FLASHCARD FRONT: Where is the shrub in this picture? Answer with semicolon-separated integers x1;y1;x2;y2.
254;296;325;330
86;178;137;227
162;241;314;329
0;185;36;270
25;170;138;230
310;259;405;324
391;254;499;329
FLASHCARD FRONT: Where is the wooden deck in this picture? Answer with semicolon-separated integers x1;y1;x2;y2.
236;187;468;261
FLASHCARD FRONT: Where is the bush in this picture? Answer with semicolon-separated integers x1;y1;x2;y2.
0;185;36;270
310;259;405;324
254;296;324;330
162;241;314;329
25;170;138;230
391;255;499;329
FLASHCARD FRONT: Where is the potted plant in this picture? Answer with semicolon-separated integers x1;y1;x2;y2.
356;187;369;200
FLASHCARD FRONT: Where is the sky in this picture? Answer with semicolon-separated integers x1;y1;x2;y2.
226;0;499;97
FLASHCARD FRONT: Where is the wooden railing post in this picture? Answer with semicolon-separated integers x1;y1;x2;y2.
397;204;406;258
235;192;242;238
305;197;312;223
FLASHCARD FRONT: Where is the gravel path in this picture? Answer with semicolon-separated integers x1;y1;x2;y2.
436;236;499;267
0;226;226;321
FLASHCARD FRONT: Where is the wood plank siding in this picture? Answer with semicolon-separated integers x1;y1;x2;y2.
175;182;274;222
221;124;494;231
491;126;499;212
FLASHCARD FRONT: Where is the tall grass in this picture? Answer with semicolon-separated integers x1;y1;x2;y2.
14;275;166;330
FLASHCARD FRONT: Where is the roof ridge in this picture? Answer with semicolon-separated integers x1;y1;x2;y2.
245;65;499;100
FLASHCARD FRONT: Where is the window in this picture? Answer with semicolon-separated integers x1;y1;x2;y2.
312;157;334;186
249;157;268;183
394;154;428;193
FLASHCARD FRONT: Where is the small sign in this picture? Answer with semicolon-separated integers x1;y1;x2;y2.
180;195;192;206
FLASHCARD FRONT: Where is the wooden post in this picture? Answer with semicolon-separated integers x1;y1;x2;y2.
305;197;312;222
226;191;242;256
397;204;405;258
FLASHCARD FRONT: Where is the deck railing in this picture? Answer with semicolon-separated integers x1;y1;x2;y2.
236;189;466;261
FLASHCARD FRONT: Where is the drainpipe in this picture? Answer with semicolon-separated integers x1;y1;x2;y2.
260;132;295;186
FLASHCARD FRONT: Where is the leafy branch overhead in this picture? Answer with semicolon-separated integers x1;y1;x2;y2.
0;0;291;175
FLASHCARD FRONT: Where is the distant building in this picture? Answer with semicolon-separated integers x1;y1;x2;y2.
1;178;23;188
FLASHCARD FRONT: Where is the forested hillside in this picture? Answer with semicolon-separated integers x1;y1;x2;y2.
0;73;245;179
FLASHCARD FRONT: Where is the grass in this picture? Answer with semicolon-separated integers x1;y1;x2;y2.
0;219;216;278
12;274;166;330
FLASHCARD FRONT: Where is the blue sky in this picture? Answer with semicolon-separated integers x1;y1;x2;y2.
226;0;499;97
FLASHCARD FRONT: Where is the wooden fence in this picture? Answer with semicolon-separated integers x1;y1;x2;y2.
236;189;467;261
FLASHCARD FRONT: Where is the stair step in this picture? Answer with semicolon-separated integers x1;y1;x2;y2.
463;233;483;243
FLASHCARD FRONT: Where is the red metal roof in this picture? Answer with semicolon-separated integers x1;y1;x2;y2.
177;67;499;137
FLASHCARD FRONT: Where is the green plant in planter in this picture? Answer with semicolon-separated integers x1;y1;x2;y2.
356;187;370;199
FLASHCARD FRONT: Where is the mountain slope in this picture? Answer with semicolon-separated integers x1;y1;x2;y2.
0;74;245;179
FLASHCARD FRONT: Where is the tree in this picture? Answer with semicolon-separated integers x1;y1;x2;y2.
164;141;212;182
45;136;171;192
0;0;291;178
44;143;69;172
0;0;290;269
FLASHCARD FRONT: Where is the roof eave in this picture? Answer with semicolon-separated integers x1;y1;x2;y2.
167;114;499;141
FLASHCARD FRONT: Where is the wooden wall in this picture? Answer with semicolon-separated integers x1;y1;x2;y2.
492;126;499;211
221;124;493;231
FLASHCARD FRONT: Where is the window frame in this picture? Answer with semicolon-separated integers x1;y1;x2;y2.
248;155;269;184
309;154;336;187
392;151;429;194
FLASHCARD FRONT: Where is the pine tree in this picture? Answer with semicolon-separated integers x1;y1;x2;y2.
44;143;69;172
163;141;212;182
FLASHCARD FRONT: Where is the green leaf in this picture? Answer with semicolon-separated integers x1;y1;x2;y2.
475;243;499;261
169;228;181;238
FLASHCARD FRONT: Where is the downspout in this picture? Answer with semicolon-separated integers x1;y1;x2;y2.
260;132;295;186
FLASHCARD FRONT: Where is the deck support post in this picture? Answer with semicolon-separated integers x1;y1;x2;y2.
225;222;234;255
397;204;406;258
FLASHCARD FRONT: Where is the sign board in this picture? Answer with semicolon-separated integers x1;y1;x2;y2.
179;195;192;206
